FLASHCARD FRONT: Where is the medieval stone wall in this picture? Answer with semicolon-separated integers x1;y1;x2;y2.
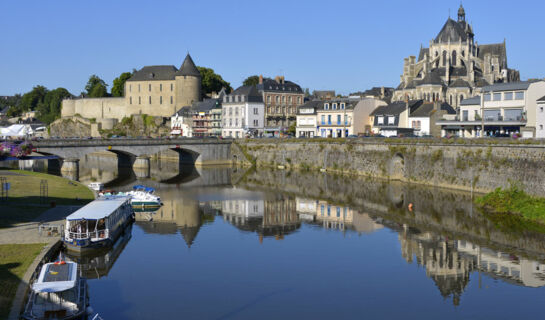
236;139;545;196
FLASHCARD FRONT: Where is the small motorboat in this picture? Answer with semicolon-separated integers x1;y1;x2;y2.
126;185;162;208
22;261;88;319
87;182;104;192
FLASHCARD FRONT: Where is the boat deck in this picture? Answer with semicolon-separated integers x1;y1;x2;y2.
43;263;72;282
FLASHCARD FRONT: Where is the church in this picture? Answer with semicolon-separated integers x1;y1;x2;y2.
392;5;520;108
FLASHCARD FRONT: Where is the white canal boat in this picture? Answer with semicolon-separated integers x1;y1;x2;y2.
63;196;134;253
22;261;88;320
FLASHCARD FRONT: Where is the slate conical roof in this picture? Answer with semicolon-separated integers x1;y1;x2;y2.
176;54;201;77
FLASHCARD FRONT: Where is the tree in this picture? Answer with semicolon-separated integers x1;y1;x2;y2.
287;122;296;136
243;75;260;86
37;88;72;124
85;75;109;98
19;85;48;112
197;66;232;97
111;71;133;97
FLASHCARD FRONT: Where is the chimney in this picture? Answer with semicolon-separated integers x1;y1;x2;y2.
281;76;285;84
259;74;263;84
275;76;281;84
381;86;385;98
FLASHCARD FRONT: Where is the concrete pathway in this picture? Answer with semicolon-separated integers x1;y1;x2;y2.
0;205;81;245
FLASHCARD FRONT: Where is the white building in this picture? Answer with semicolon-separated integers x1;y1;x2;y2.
170;108;192;137
296;100;319;137
222;85;264;138
438;81;545;138
535;95;545;138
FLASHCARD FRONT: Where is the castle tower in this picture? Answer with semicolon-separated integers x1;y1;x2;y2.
175;53;202;109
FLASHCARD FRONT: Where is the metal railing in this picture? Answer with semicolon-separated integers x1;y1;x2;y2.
67;230;108;240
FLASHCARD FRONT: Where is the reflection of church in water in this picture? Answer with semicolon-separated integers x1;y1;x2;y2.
399;227;545;305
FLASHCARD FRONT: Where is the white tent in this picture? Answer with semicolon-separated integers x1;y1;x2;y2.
0;124;34;138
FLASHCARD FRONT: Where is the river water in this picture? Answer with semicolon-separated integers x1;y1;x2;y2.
15;158;545;319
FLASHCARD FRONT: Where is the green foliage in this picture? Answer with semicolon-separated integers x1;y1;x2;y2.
242;75;260;86
14;85;48;116
37;88;72;124
121;116;133;126
476;183;545;226
111;71;133;97
197;66;232;96
431;149;443;163
287;122;296;136
85;74;109;97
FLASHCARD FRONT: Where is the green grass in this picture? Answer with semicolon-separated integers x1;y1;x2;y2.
475;184;545;233
0;243;45;319
0;169;94;228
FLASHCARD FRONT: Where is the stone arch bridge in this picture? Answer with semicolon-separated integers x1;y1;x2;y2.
32;138;235;179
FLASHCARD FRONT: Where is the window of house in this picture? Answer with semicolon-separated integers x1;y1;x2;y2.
229;119;232;126
493;92;501;101
388;116;395;124
253;119;258;126
235;119;238;126
171;83;173;91
344;115;348;124
504;92;513;100
340;103;345;109
332;103;337;110
275;96;279;103
267;96;271;103
327;115;331;124
515;91;524;100
541;125;544;130
282;96;285;103
160;96;162;104
484;93;491;101
229;108;232;115
297;97;301;104
149;96;152;104
160;84;162;92
129;85;132;92
378;116;384;124
138;96;141;104
276;106;280;113
130;97;132;104
321;205;324;216
336;207;340;218
148;84;151;92
254;108;258;115
324;103;329;110
541;107;544;113
289;96;292;103
327;206;331;216
337;115;341;124
138;84;141;92
170;96;173;104
321;115;325;124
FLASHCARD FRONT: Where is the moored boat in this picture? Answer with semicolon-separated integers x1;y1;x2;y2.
63;196;133;253
22;261;88;320
126;185;162;208
87;182;104;192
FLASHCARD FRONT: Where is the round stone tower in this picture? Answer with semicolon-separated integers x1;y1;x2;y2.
175;54;201;109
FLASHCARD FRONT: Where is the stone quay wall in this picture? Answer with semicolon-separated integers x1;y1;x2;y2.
236;139;545;196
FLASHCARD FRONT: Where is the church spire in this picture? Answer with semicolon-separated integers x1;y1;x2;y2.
458;3;466;22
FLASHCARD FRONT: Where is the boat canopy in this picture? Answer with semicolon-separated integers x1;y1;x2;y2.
32;262;78;293
133;185;155;193
66;196;131;220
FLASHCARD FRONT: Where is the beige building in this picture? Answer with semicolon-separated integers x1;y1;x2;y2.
62;54;202;126
316;98;382;137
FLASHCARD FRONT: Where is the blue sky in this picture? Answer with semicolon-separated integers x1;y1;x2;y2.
1;0;544;96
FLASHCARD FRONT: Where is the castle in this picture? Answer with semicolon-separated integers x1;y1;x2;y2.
392;5;520;108
61;54;202;127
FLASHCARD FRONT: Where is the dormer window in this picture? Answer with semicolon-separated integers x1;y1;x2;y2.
340;103;345;109
332;103;337;110
324;103;329;110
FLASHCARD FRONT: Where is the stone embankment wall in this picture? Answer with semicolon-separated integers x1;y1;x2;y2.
49;116;92;137
236;140;545;196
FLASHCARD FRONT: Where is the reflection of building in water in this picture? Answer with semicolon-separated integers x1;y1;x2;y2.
399;227;545;305
135;189;215;248
222;195;300;240
399;229;471;306
457;240;545;288
298;197;383;234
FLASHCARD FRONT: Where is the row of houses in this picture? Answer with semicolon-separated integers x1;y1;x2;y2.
170;80;545;139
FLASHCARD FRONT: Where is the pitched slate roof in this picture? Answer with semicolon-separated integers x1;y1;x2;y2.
370;100;423;116
191;99;220;113
410;102;456;117
316;99;357;111
256;78;303;93
225;85;263;103
537;95;545;102
460;95;480;106
482;81;532;92
127;65;178;81
450;78;471;88
417;70;443;86
175;54;201;77
297;100;322;115
418;47;429;62
477;43;506;62
434;18;468;43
